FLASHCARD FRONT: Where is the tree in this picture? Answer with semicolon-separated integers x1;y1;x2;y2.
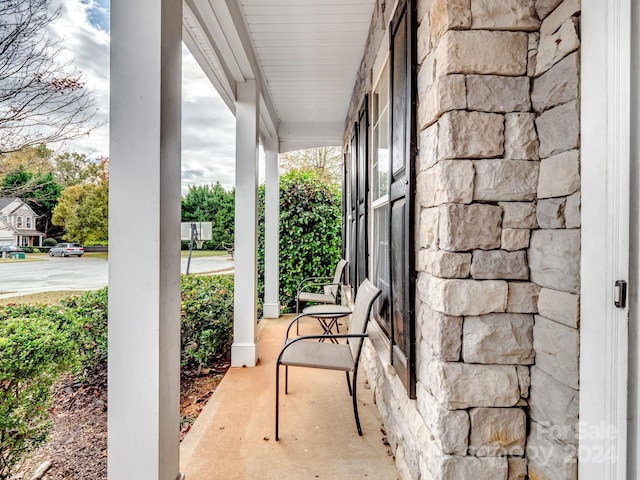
50;152;104;187
52;179;108;244
181;183;235;248
279;147;342;184
258;170;342;311
1;167;63;238
0;0;99;154
0;145;52;180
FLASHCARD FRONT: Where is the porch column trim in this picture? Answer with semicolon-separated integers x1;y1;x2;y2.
580;0;631;478
232;79;260;367
263;145;280;318
108;0;182;478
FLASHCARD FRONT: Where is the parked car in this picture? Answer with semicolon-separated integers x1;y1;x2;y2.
49;243;84;257
0;245;25;254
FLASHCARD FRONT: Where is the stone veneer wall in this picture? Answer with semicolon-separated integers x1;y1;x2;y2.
346;0;582;479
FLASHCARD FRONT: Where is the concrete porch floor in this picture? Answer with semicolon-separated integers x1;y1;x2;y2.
180;315;400;479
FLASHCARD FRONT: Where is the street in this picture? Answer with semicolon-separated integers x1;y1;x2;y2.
0;254;234;298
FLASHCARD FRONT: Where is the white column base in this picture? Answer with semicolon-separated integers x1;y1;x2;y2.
262;303;280;319
231;340;259;367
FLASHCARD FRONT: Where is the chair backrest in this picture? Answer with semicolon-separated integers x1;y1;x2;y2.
324;259;348;299
347;279;381;360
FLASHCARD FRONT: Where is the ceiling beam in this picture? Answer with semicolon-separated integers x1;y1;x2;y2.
278;121;343;153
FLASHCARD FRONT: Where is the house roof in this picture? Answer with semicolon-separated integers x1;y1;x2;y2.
0;197;38;217
0;197;16;211
15;228;43;236
183;0;376;152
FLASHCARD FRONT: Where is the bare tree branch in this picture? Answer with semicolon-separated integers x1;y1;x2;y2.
279;146;343;184
0;0;101;155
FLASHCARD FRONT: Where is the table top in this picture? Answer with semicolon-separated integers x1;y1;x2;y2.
302;304;352;316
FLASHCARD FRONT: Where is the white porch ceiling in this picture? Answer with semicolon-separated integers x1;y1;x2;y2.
183;0;376;152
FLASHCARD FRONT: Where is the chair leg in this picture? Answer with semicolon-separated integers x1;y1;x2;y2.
352;368;362;436
345;371;352;397
285;365;289;394
275;363;280;441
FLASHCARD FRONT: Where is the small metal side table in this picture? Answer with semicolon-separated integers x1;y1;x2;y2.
301;304;352;342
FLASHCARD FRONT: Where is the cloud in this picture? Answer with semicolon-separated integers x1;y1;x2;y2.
49;0;239;194
47;0;110;157
181;47;236;192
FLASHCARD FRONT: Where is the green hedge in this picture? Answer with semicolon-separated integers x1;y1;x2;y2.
0;311;76;480
0;275;236;477
180;274;234;368
258;171;342;312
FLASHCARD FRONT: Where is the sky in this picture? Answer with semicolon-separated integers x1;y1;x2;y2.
47;0;239;194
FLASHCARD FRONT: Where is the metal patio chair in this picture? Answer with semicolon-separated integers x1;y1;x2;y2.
275;279;381;441
295;259;348;314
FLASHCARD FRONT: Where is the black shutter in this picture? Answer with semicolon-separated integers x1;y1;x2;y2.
389;0;416;398
356;98;369;289
348;130;358;293
342;152;347;263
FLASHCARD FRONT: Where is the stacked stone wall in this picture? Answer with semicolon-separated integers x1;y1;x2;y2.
353;0;582;478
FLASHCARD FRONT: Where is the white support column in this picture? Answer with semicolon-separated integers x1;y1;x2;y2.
580;1;631;479
232;80;259;367
108;1;182;479
262;146;280;318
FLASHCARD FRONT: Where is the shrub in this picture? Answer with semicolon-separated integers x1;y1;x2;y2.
43;238;57;247
61;288;109;378
0;315;76;479
258;171;342;311
0;278;237;476
180;274;234;369
83;240;108;247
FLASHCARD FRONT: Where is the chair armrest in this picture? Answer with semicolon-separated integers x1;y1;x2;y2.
284;310;354;339
278;333;369;359
284;312;318;339
296;276;333;295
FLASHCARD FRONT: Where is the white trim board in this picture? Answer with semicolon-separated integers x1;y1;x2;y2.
580;0;632;478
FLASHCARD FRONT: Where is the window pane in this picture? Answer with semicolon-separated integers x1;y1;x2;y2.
372;203;390;334
372;63;390;201
391;197;407;353
377;112;389;197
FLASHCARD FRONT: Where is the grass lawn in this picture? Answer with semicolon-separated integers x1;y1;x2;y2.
0;252;110;262
0;290;80;306
181;249;228;258
0;255;44;263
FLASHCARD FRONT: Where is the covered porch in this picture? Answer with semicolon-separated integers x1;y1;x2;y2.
108;0;376;478
179;315;398;479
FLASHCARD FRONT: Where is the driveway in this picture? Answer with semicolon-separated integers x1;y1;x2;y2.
0;254;234;298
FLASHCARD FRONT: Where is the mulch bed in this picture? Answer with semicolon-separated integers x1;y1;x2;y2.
13;354;230;480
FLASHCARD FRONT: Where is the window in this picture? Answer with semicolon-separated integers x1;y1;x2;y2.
16;216;23;228
371;62;391;336
25;217;32;229
346;0;416;397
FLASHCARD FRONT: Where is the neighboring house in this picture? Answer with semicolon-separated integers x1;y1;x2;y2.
108;1;636;480
0;197;43;247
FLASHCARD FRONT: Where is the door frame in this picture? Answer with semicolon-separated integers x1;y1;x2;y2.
580;1;632;478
